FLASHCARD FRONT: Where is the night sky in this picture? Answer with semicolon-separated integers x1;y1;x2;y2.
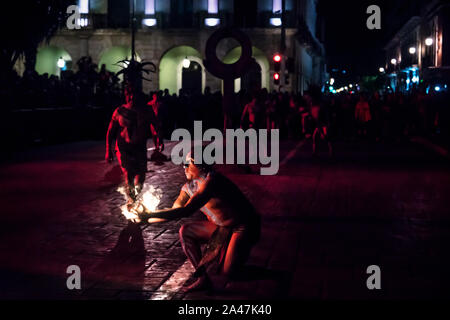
319;0;425;81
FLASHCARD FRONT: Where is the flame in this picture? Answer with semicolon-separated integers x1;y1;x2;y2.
117;184;162;221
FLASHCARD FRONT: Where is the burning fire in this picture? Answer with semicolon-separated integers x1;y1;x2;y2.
117;184;162;221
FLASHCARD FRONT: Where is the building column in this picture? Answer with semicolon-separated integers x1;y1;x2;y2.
80;36;89;58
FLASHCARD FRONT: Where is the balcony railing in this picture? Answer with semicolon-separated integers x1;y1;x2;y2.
67;10;297;31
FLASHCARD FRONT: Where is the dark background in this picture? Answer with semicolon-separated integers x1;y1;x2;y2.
318;0;425;80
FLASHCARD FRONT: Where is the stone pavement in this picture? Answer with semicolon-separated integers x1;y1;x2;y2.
0;139;450;299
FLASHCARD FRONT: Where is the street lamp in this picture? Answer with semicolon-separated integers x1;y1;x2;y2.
270;18;282;26
143;18;157;27
57;57;65;69
379;67;385;73
205;18;220;26
182;57;190;68
409;47;416;54
391;58;397;65
425;38;433;46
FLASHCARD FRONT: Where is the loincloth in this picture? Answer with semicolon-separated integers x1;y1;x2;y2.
117;141;147;173
193;216;261;277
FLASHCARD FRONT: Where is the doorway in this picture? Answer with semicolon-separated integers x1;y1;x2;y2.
241;60;262;93
182;61;202;95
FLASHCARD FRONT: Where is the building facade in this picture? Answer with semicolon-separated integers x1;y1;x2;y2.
384;0;450;93
19;0;326;95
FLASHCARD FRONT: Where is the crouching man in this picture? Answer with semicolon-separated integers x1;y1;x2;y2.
133;152;261;292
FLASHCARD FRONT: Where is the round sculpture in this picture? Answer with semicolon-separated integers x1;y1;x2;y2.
204;27;254;80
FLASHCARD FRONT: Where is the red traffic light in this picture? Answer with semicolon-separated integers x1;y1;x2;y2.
273;54;281;62
273;73;280;80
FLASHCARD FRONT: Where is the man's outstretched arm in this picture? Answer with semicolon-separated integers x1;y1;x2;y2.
138;177;212;221
105;111;119;161
173;189;190;208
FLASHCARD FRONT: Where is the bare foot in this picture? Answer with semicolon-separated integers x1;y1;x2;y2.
185;275;213;293
126;199;135;211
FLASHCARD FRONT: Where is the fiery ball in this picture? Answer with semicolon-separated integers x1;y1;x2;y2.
117;184;162;221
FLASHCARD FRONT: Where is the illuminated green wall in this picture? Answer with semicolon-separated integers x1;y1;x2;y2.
90;0;107;13
222;46;270;89
35;46;72;76
159;46;202;94
98;46;140;74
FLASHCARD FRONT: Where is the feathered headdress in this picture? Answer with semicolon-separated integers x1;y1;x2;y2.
115;59;157;92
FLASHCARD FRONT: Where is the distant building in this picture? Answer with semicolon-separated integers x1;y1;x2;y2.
17;0;326;95
384;0;450;93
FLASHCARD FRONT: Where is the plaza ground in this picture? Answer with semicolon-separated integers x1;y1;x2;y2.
0;138;449;299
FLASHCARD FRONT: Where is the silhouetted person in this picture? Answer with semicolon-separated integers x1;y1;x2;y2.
355;94;372;139
310;101;333;157
147;92;164;152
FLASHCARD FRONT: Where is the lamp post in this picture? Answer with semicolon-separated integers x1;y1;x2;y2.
131;0;136;62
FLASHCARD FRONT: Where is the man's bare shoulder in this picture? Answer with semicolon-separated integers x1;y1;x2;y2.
111;107;121;120
201;171;225;192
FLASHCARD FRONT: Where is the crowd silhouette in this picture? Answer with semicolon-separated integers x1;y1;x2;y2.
2;56;449;151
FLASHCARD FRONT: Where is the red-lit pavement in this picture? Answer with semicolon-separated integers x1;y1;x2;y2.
1;138;449;299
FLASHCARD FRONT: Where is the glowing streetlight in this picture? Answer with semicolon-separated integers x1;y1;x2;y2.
205;18;220;26
182;57;190;68
379;67;385;73
142;18;157;27
270;18;282;26
349;84;353;88
409;47;416;54
425;38;433;46
391;58;397;65
57;57;65;68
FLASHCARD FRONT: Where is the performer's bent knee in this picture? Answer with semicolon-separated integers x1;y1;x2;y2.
179;224;188;240
179;223;195;242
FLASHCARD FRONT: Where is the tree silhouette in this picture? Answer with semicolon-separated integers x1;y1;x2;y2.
1;0;74;83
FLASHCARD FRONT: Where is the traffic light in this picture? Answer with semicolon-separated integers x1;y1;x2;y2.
273;54;281;72
273;72;280;85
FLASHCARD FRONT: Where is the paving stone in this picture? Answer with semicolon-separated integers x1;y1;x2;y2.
2;140;450;299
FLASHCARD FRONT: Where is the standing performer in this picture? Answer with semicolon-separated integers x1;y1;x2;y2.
311;101;333;157
132;151;261;292
106;80;163;208
147;92;165;152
